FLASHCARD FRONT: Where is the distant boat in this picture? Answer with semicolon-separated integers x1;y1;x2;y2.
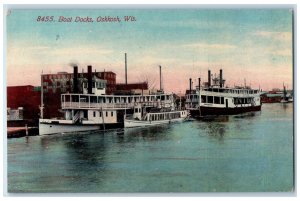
281;84;293;103
124;105;189;128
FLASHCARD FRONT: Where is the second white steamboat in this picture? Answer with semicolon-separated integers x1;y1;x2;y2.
185;69;262;117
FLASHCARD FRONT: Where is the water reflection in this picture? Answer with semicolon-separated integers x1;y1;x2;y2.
201;115;229;122
124;125;172;142
280;102;293;111
233;111;259;119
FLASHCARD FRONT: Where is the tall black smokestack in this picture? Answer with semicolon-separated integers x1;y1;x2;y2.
88;65;92;94
73;66;78;93
125;53;127;85
198;78;201;90
208;70;211;87
220;69;223;88
189;78;192;94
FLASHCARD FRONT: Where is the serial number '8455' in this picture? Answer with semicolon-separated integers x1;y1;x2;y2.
36;16;54;22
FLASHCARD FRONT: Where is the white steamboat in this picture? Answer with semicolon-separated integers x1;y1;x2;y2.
185;69;262;117
39;65;175;135
124;105;188;128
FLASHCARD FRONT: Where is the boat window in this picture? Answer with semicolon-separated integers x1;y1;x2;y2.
93;111;96;117
221;97;224;104
106;112;108;117
213;88;218;92
201;95;207;103
91;96;97;103
100;112;102;117
111;111;113;117
207;96;213;103
214;96;220;104
135;108;138;113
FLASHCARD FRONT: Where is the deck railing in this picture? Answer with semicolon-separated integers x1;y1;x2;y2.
62;100;173;110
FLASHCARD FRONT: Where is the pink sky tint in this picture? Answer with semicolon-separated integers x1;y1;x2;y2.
6;60;293;93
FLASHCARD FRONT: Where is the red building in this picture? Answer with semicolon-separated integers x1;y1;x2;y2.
116;82;148;91
7;85;41;126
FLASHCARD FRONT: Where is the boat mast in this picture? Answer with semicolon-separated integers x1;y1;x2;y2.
125;53;127;85
40;71;44;119
159;65;162;91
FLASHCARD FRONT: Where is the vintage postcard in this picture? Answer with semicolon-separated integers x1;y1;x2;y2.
5;6;294;193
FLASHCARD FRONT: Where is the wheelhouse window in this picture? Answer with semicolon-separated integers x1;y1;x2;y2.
207;96;213;103
214;96;220;104
201;95;207;103
221;97;224;104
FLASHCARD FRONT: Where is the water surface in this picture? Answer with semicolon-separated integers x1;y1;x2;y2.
7;103;294;193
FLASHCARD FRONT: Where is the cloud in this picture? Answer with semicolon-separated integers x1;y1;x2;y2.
50;46;113;56
253;31;292;42
272;49;292;57
182;42;236;50
7;43;114;67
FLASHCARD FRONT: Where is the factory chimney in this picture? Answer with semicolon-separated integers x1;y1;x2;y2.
87;65;92;94
198;78;201;90
73;66;78;93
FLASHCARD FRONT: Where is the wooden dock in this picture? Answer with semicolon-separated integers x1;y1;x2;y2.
7;127;39;138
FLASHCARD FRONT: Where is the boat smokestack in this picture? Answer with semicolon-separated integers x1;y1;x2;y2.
220;69;223;88
189;78;192;93
159;65;162;91
125;53;127;85
198;78;201;90
208;70;211;87
88;65;92;94
73;66;78;93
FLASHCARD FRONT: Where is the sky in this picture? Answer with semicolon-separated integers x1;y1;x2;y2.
6;9;293;92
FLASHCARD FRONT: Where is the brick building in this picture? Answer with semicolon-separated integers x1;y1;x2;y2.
115;82;148;95
41;67;115;118
7;85;41;126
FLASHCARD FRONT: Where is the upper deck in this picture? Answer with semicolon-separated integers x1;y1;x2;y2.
61;93;174;110
202;87;260;94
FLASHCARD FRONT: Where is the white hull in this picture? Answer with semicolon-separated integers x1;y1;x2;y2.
124;117;186;128
39;121;100;135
